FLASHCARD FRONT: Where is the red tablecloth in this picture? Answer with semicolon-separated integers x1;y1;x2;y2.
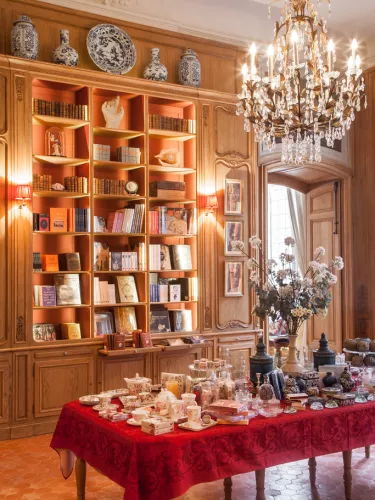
51;400;375;500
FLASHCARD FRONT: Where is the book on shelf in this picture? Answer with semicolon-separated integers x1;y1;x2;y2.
171;245;192;270
32;252;42;272
149;207;195;235
94;216;108;233
149;278;197;303
33;174;52;191
94;242;110;271
116;146;141;164
37;213;50;231
58;253;81;271
61;323;81;340
35;286;57;307
108;284;116;304
149;244;192;271
150;306;171;333
169;284;181;302
114;306;137;333
33;323;57;342
148;114;196;134
169;310;193;332
94;278;116;305
49;207;68;232
32;98;88;120
94;312;115;335
140;331;153;348
149;180;186;199
108;204;145;234
110;252;122;271
149;244;161;271
64;177;88;194
41;254;59;272
93;144;111;161
53;274;81;305
116;275;139;303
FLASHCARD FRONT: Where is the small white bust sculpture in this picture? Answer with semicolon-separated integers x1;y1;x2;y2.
102;96;124;129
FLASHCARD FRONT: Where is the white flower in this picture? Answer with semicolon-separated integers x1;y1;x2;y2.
247;258;256;269
309;260;320;271
249;270;259;284
264;282;276;292
281;252;295;263
302;277;313;288
284;236;296;247
279;285;293;299
277;270;288;280
327;272;338;285
232;240;244;251
249;235;262;248
314;246;326;259
267;259;277;268
333;256;344;270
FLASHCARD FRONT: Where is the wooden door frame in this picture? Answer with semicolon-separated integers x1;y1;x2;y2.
257;159;354;345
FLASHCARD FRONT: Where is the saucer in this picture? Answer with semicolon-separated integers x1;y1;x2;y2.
178;420;217;432
79;395;99;406
127;418;143;426
93;404;119;412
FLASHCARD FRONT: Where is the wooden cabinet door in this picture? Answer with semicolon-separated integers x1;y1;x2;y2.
34;356;94;418
306;183;342;351
153;347;203;382
97;354;148;393
0;360;10;424
219;337;256;378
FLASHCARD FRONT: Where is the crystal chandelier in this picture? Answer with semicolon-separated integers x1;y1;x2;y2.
236;0;367;164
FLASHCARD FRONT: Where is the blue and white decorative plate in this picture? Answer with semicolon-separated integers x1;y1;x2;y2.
87;24;136;75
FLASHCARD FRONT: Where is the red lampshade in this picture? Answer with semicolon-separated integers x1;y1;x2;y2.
205;195;218;210
15;184;31;201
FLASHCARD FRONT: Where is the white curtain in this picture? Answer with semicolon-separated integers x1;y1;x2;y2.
287;188;307;352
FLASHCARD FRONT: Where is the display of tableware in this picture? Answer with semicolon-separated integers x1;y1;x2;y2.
87;24;136;75
258;407;283;418
178;420;217;432
259;374;275;403
325;400;339;409
124;373;152;395
321;387;341;400
132;408;148;422
310;402;324;411
155;388;177;415
301;370;320;389
284;405;297;414
127;418;143;427
169;400;186;422
102;96;124;129
161;373;186;398
235;389;251;404
143;48;168;82
339;367;355;393
104;388;129;398
93;403;119;412
181;393;197;413
98;393;112;408
332;393;356;407
52;29;78;67
139;392;154;405
119;395;140;412
79;395;99;406
355;387;368;404
178;48;201;87
187;405;201;428
98;408;118;419
11;15;38;60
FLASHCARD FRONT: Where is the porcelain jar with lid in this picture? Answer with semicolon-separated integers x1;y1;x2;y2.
124;373;152;395
11;15;38;60
52;30;79;67
178;49;201;87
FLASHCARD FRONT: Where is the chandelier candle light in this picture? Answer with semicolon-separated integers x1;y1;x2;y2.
237;0;367;164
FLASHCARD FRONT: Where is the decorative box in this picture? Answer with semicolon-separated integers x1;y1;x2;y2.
141;417;174;435
332;393;356;407
149;180;186;199
307;396;325;406
302;370;320;389
321;387;342;400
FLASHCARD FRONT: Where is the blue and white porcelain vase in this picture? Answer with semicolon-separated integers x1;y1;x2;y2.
52;30;79;67
179;49;201;88
11;15;38;60
143;48;167;82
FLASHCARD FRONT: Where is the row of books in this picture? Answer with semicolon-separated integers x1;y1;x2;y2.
93;178;135;195
149;244;193;271
94;242;146;271
148;114;196;134
149;207;196;235
150;276;198;302
93;205;145;234
150;306;193;333
33;322;81;342
94;307;137;335
33;274;81;307
33;174;52;191
64;177;88;193
93;144;111;161
94;275;138;304
33;208;90;232
32;98;88;120
33;252;81;272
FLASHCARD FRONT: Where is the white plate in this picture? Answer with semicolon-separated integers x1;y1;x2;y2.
178;420;217;432
127;418;142;426
79;395;99;406
102;389;129;398
87;24;136;75
93;404;119;412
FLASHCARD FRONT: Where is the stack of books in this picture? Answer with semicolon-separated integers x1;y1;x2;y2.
149;206;196;235
93;144;111;161
207;400;249;425
149;244;192;271
116;146;141;164
32;98;88;120
148;114;196;134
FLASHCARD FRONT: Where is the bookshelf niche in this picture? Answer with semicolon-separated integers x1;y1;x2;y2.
31;79;199;345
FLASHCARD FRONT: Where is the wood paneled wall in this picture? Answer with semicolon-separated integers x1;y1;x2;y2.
0;0;245;95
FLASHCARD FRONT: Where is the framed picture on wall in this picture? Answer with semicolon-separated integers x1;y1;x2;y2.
224;179;243;215
224;261;243;297
224;221;244;256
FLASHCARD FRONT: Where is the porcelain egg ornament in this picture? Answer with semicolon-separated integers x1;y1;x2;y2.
102;96;124;129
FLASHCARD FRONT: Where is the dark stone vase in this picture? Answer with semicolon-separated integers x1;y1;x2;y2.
322;372;338;388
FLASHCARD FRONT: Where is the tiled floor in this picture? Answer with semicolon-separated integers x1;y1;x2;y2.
0;435;374;499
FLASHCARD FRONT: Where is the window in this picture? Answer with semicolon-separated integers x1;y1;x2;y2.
268;184;295;266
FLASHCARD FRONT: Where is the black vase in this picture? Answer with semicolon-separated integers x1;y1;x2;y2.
322;371;337;388
295;375;307;392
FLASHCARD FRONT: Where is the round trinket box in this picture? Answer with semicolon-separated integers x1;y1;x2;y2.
325;400;339;409
307;396;325;406
310;402;324;411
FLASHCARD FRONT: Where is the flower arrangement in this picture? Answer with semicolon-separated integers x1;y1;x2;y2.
233;236;344;337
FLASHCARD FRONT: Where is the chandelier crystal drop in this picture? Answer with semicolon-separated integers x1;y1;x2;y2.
236;0;367;164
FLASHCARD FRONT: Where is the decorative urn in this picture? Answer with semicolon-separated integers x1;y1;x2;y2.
249;335;273;392
52;30;79;67
143;48;168;82
339;367;355;393
313;333;336;370
11;15;38;60
178;49;201;87
283;377;300;396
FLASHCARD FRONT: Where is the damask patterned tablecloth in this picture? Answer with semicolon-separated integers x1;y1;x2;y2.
50;400;375;500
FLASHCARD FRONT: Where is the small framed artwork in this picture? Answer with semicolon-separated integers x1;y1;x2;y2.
225;221;244;256
225;261;243;297
224;179;243;215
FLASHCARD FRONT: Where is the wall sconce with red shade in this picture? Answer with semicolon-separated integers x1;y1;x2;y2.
205;195;218;215
15;184;31;208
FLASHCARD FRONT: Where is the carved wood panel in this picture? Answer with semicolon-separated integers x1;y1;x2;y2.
152;348;203;382
13;351;32;423
0;357;10;424
97;355;149;392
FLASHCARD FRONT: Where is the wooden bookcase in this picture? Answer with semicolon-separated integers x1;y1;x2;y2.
31;79;198;344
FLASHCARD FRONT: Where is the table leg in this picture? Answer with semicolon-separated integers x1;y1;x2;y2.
75;457;86;500
255;469;265;500
308;457;317;486
343;450;352;500
365;446;371;459
223;476;232;500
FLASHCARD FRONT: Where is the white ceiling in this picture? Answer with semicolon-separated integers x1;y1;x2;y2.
41;0;375;61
